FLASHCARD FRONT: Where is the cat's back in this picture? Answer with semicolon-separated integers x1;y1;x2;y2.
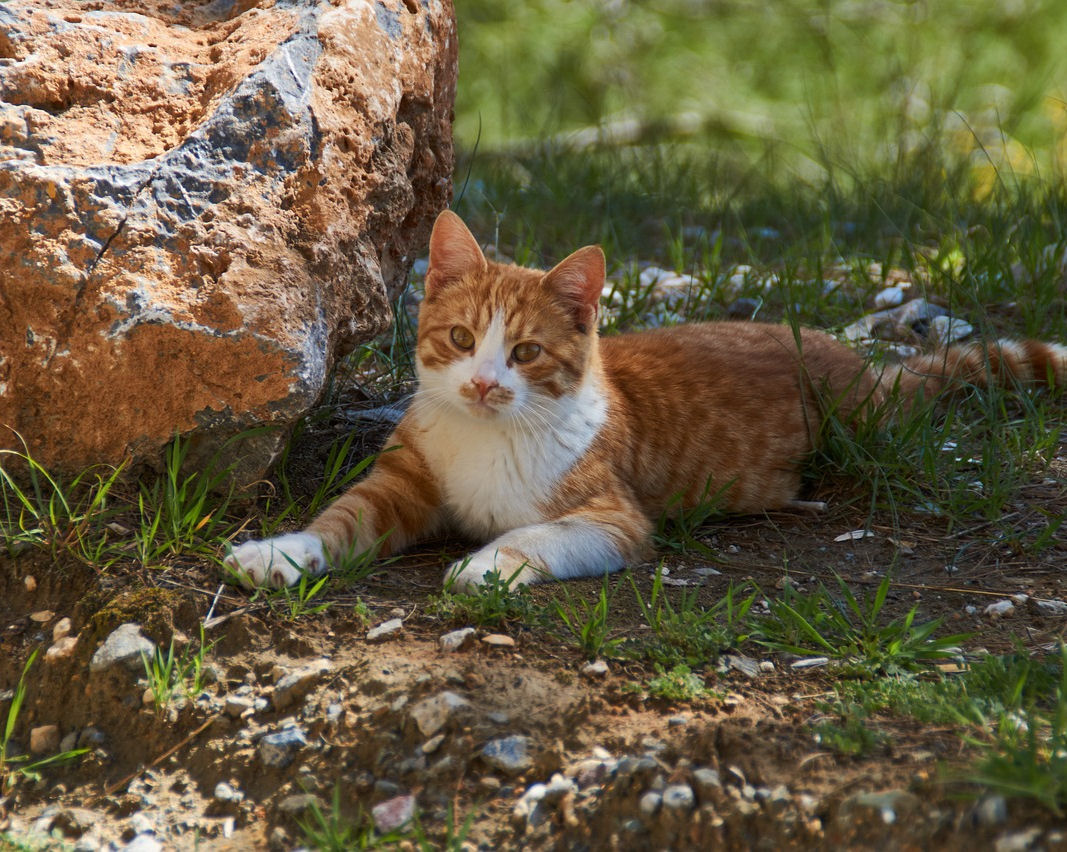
592;321;873;513
599;320;863;397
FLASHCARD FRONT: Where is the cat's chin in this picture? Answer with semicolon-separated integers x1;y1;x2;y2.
462;400;508;419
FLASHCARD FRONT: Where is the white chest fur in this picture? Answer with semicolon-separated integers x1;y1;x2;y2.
410;380;608;540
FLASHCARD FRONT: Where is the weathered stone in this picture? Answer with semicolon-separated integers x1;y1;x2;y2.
974;794;1008;827
692;768;723;803
124;836;163;852
89;623;155;673
224;696;254;719
29;724;59;754
638;791;662;818
45;635;78;663
409;691;470;738
0;0;457;480
366;618;403;642
662;783;695;812
481;735;533;776
272;658;333;710
277;793;323;815
438;627;476;652
371;794;416;834
213;782;243;803
257;727;307;768
52;617;72;641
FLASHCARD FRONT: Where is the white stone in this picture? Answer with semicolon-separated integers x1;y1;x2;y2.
366;618;403;642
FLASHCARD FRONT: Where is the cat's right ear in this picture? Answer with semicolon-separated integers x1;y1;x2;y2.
426;210;487;298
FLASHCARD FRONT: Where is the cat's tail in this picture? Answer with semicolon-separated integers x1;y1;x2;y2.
880;339;1067;410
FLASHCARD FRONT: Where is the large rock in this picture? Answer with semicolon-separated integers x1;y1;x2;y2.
0;0;456;479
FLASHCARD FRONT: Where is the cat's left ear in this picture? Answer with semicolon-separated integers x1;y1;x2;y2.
426;210;487;298
543;245;605;332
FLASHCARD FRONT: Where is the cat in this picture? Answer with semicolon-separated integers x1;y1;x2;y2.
224;210;1067;591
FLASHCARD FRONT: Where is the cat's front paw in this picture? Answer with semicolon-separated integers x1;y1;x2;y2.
223;532;327;588
444;547;546;593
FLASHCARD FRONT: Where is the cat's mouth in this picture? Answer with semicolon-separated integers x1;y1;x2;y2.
464;398;504;418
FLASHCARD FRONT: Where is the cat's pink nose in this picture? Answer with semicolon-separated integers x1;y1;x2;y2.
472;377;498;400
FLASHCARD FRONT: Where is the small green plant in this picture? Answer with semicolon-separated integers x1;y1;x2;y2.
297;788;376;851
553;576;623;659
271;572;332;621
754;572;970;676
0;439;126;565
352;599;373;628
638;663;716;703
627;566;755;667
141;626;219;710
430;563;542;628
829;650;1063;728
134;434;237;563
1;650;88;794
812;705;890;757
968;645;1067;815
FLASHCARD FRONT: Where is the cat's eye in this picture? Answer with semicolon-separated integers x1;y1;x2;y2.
450;326;475;350
512;342;541;363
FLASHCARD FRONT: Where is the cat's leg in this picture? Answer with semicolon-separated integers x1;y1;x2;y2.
445;496;651;592
225;425;442;588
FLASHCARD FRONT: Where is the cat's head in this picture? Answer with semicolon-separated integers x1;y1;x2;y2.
415;211;604;421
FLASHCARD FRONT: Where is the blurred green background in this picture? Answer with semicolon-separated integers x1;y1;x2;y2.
445;0;1067;343
453;0;1067;189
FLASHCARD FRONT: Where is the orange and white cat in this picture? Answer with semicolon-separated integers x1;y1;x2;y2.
225;211;1067;591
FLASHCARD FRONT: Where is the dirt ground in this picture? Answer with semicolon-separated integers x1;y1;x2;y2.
2;428;1067;851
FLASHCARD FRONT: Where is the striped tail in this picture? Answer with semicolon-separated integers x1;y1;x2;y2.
882;339;1067;406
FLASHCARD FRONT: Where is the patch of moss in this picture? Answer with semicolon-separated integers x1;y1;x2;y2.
86;586;182;645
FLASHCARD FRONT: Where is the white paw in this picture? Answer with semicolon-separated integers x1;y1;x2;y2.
223;533;327;588
444;548;544;593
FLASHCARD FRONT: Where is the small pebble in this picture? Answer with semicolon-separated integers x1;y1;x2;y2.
213;782;243;803
438;627;476;652
45;636;78;663
29;725;59;755
421;734;446;754
52;617;72;641
662;784;695;811
481;634;515;648
984;599;1015;618
372;794;415;834
638;791;662;818
366;618;403;642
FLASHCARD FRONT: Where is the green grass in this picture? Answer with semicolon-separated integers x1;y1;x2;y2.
297;787;476;851
141;626;219;711
753;572;970;676
626;566;756;668
626;663;719;704
430;566;544;628
454;0;1067;184
812;706;890;758
970;652;1067;815
0;436;126;565
553;575;624;660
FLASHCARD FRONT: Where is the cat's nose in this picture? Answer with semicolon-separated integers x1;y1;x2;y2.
471;376;499;400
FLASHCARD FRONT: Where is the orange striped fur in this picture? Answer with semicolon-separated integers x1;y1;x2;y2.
224;212;1066;590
